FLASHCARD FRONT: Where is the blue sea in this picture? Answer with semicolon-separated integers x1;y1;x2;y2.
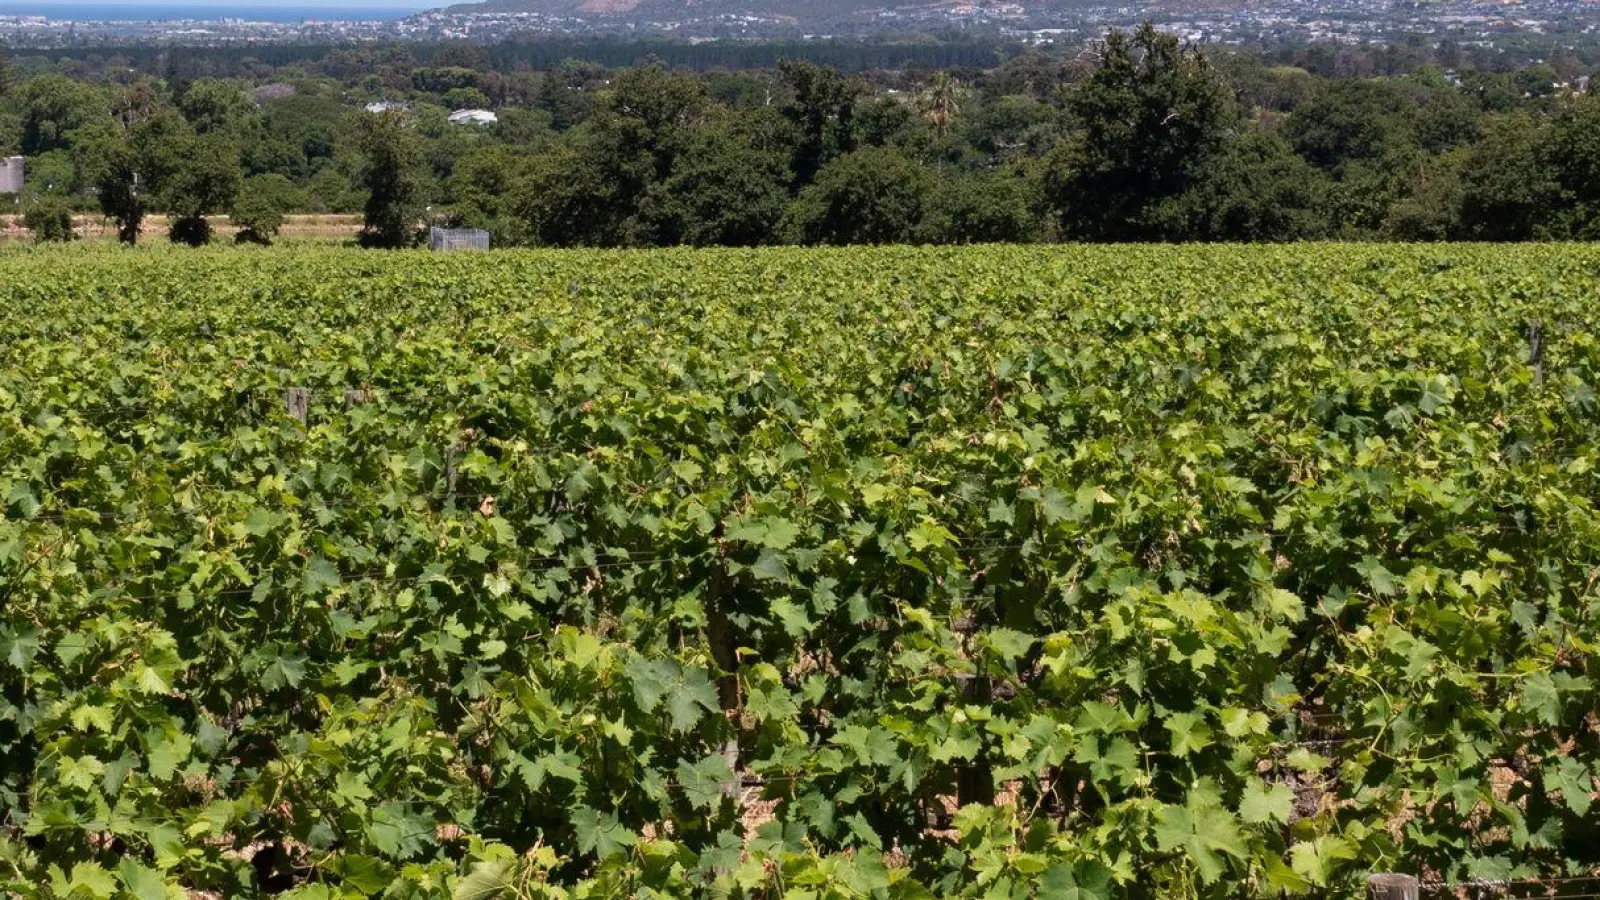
0;3;428;20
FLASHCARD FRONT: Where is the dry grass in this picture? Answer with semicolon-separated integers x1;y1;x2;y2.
0;213;362;243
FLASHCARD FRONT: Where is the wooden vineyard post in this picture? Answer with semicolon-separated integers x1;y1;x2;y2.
1528;318;1544;384
954;673;995;807
445;441;464;500
1368;874;1419;900
343;389;371;408
284;387;310;424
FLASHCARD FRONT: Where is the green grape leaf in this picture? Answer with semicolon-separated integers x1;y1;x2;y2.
1239;781;1294;825
571;807;637;859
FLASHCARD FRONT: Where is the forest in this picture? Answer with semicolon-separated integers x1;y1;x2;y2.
3;26;1600;246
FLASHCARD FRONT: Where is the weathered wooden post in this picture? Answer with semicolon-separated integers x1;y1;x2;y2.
1528;318;1544;384
954;672;995;807
343;389;371;408
284;388;310;424
1368;874;1420;900
444;441;466;500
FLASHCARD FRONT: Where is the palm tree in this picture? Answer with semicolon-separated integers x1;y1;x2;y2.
919;72;962;138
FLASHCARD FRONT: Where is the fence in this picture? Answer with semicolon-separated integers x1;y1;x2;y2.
428;227;490;252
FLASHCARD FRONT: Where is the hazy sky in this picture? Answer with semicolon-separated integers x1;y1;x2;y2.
7;0;436;5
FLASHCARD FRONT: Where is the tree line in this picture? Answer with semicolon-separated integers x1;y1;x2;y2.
5;26;1600;247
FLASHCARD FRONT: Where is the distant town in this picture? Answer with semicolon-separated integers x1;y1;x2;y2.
0;0;1595;50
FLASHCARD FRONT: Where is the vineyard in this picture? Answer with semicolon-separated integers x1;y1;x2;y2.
1;244;1598;899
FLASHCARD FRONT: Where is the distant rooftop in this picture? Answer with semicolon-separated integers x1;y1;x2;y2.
448;108;498;126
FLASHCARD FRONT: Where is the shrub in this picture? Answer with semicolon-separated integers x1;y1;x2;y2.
23;199;75;243
231;188;289;246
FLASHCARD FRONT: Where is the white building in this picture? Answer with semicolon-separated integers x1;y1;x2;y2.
0;157;22;195
448;109;498;127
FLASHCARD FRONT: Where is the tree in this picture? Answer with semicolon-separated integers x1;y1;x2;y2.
1382;160;1463;241
779;60;863;186
18;75;105;156
783;147;932;245
640;124;790;246
164;134;242;246
1411;87;1484;154
231;178;291;245
1042;25;1234;240
77;98;208;246
1542;95;1600;237
1455;115;1556;240
1156;131;1331;241
918;72;963;138
262;95;345;178
444;87;493;111
514;146;618;247
19;150;75;201
411;66;479;95
855;96;918;149
964;94;1060;163
76;122;145;244
23;198;74;243
446;145;533;244
178;79;255;136
353;109;424;249
592;65;709;204
1282;79;1408;170
74;100;189;247
534;67;594;132
521;65;711;247
919;171;1038;244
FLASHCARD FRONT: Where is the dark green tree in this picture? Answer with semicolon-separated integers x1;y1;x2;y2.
534;67;594;132
74;100;187;246
964;94;1060;163
18;75;105;156
1455;115;1556;240
779;60;863;186
783;147;932;245
1042;25;1234;240
855;96;919;150
1382;159;1464;241
178;79;255;136
1158;132;1331;241
640;123;790;246
594;64;709;188
446;145;533;244
353;109;424;249
22;198;74;243
918;171;1038;244
231;184;290;246
76;123;144;244
263;95;345;177
1543;95;1600;237
532;65;710;246
514;146;618;247
1283;79;1407;170
164;134;243;246
1411;87;1484;154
